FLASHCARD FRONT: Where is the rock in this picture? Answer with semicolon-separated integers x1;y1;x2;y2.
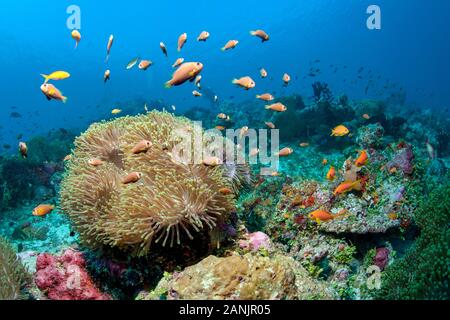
138;253;336;300
374;247;390;271
387;144;414;175
34;249;110;300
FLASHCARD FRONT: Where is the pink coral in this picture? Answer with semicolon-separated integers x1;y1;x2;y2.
34;249;110;300
374;247;390;270
239;231;272;252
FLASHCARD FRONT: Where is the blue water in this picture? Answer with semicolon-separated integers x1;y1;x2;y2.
0;0;449;146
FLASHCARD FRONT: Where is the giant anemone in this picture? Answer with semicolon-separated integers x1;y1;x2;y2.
60;111;249;256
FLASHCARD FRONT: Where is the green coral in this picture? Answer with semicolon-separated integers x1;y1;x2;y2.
334;245;357;265
375;181;450;300
0;237;31;300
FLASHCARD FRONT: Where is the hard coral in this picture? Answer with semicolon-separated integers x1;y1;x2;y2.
60;111;247;256
34;249;110;300
0;237;31;300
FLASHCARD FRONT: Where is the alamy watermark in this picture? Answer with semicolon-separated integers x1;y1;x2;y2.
66;5;81;30
367;5;381;30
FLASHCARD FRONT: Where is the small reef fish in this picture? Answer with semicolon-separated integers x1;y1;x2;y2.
333;180;361;195
104;70;111;83
111;109;122;115
270;171;281;177
299;142;309;147
214;95;218;102
355;150;368;167
40;83;68;103
202;156;222;166
256;93;274;101
18;142;27;159
387;212;398;220
308;209;348;223
221;40;239;51
197;31;210;41
215;126;226;131
239;126;249;138
250;29;269;42
217;113;228;120
71;30;81;48
106;34;114;62
160;42;168;57
88;158;104;166
260;68;268;78
362;113;371;120
171;105;176;111
265;102;287;112
249;148;260;157
265;122;276;129
177;33;187;52
426;141;435;159
165;62;203;88
322;159;328;165
132;140;152;154
218;187;233;195
138;60;152;70
32;204;55;217
40;71;70;84
172;58;184;68
232;76;255;90
122;172;142;184
277;147;293;157
331;125;350;137
63;154;72;161
283;73;291;86
194;75;202;88
326;166;336;181
192;90;202;97
126;57;140;70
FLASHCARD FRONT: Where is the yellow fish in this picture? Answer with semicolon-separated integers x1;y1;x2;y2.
111;109;122;115
331;125;350;137
40;71;71;84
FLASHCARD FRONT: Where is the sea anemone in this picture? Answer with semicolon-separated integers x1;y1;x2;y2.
60;111;248;256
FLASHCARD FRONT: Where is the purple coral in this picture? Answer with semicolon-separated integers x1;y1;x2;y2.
387;145;414;175
374;247;390;270
239;231;272;252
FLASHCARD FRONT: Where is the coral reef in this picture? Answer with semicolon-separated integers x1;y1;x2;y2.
60;111;248;256
0;237;31;300
34;249;111;300
137;252;336;300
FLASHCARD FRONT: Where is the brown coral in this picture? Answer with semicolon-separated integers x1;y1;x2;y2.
60;111;248;256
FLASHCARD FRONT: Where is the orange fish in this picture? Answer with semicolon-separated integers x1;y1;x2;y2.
249;148;260;157
260;68;268;78
165;62;203;88
106;34;114;62
138;60;152;70
177;33;187;52
215;126;226;131
160;42;168;57
194;75;202;88
217;113;228;120
88;158;104;166
218;187;233;195
362;113;370;120
333;180;361;195
131;140;152;154
122;172;142;184
277;147;293;157
355;150;368;167
221;40;239;51
202;156;222;166
326;166;336;181
322;159;328;165
172;58;184;68
104;69;111;83
33;204;55;217
265;103;287;112
256;93;274;101
40;83;68;103
270;171;281;177
192;90;202;97
197;31;210;41
63;154;72;162
265;122;275;129
331;125;349;137
250;29;269;42
232;76;255;90
71;30;81;48
299;142;309;147
308;209;348;223
389;167;397;174
18;142;28;159
239;126;249;138
283;73;291;85
387;212;398;220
